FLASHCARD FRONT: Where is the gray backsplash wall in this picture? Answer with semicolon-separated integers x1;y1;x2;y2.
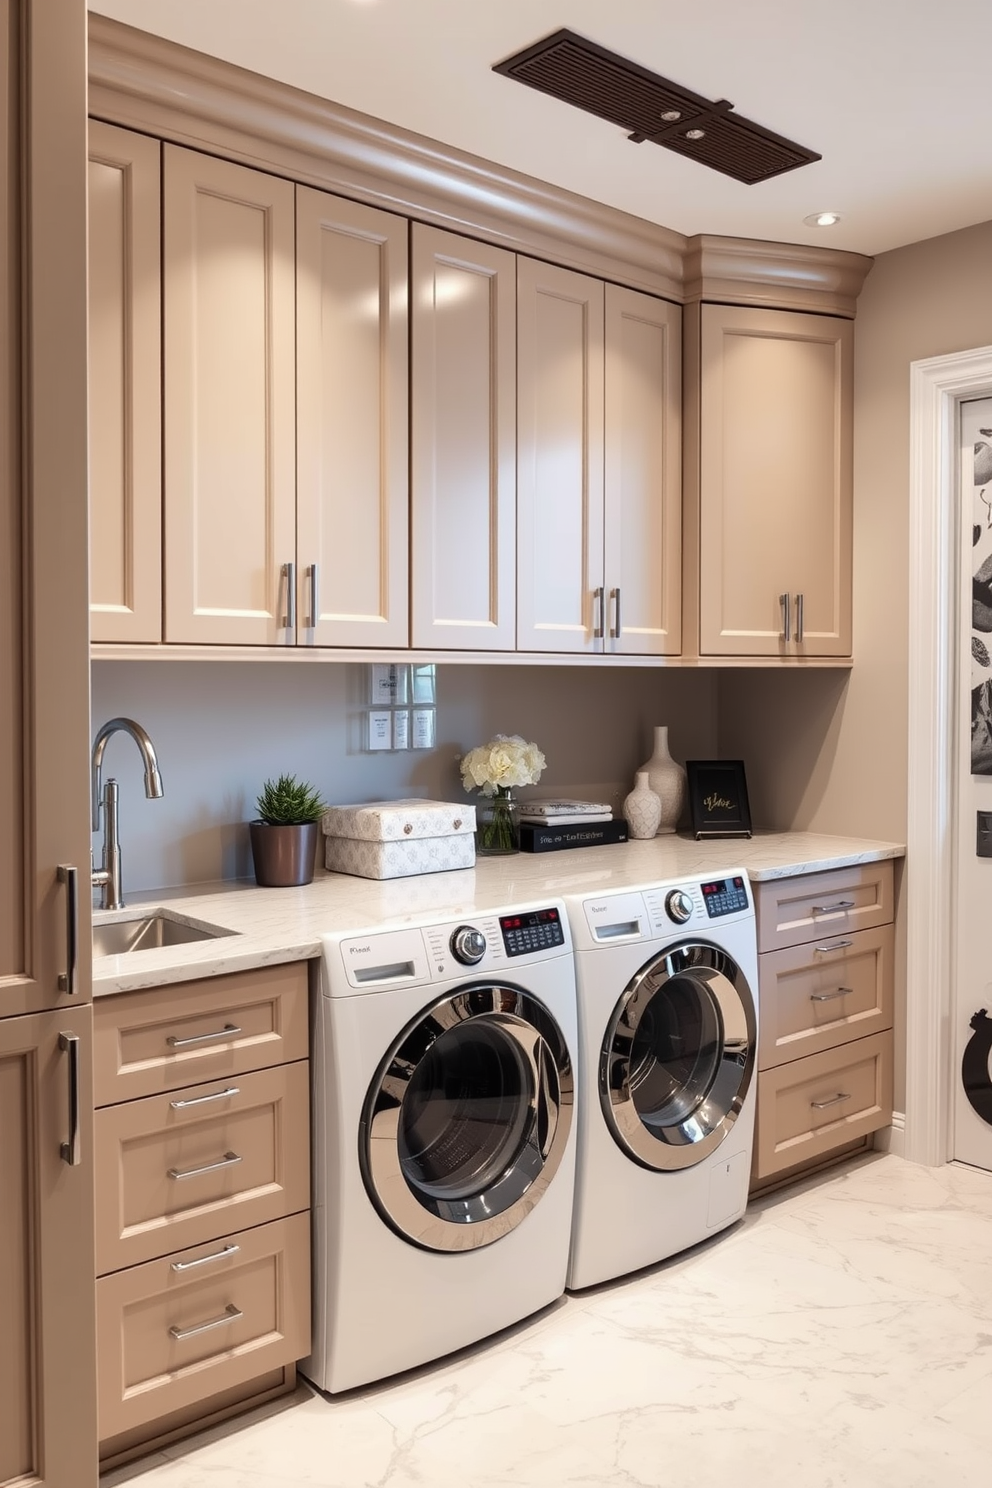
90;661;719;893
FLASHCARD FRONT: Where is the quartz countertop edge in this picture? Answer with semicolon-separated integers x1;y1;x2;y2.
91;831;905;996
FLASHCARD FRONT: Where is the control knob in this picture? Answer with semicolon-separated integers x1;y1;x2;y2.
450;925;487;965
665;888;694;925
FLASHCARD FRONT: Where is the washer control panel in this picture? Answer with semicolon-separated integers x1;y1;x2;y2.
499;905;564;957
701;875;749;918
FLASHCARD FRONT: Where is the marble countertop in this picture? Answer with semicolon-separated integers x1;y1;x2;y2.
91;831;904;996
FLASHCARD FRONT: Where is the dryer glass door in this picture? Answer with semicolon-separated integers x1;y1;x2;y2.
361;985;573;1252
602;943;756;1171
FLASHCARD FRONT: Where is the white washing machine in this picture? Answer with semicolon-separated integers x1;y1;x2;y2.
562;872;759;1290
303;900;578;1394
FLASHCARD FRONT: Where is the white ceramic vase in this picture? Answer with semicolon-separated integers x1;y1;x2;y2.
622;771;662;840
638;725;687;835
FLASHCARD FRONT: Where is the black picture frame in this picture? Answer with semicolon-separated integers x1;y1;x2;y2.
685;759;752;840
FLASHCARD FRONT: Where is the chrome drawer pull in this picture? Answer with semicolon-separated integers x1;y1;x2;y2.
168;1151;242;1182
166;1024;241;1049
57;865;79;995
169;1303;243;1341
810;1092;851;1110
810;987;853;1003
171;1244;240;1273
811;900;856;914
780;592;791;641
814;939;853;953
59;1032;81;1166
170;1086;240;1110
593;586;605;641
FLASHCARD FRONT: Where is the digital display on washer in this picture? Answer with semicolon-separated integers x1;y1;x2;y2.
701;876;749;918
499;906;564;956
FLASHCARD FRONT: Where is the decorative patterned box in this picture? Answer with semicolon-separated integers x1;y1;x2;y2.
320;798;477;880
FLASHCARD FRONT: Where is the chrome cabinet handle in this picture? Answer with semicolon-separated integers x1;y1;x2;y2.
593;586;605;641
810;1092;851;1110
166;1023;241;1049
168;1151;242;1182
780;593;791;641
795;591;805;643
308;563;319;629
57;865;78;995
171;1244;240;1273
169;1303;243;1341
810;987;853;1003
610;587;622;640
282;560;296;630
169;1086;240;1110
812;900;856;914
814;939;853;953
59;1032;81;1165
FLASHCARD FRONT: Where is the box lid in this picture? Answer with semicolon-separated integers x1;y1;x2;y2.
320;798;476;842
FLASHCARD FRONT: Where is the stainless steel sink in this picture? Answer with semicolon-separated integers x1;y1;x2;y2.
93;911;232;957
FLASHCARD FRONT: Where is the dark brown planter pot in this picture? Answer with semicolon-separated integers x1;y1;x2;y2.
249;821;319;887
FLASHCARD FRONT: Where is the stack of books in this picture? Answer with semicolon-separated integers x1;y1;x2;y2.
517;800;628;853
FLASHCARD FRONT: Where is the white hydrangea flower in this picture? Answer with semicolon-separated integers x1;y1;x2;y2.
459;733;546;795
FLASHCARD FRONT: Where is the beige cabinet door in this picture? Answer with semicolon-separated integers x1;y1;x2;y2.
163;146;296;644
0;1008;97;1487
2;5;97;1481
411;225;516;650
297;187;408;647
696;304;853;657
517;257;604;653
604;286;681;656
88;121;161;643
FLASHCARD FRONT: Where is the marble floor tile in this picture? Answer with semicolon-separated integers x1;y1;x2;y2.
101;1153;992;1488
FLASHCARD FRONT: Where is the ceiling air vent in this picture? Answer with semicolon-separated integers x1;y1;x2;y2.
492;29;821;186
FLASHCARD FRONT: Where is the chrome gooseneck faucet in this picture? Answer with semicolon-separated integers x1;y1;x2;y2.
91;717;164;910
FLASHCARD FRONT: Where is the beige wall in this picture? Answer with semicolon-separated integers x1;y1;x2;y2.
90;660;718;893
719;216;992;1109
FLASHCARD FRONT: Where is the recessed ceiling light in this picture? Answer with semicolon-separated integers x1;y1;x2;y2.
803;211;842;227
660;109;682;122
685;128;706;140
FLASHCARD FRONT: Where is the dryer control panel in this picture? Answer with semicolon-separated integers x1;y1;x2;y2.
701;875;749;918
500;906;564;957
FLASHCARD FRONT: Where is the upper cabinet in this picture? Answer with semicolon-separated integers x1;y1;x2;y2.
411;225;516;650
686;303;853;659
517;261;681;656
297;188;409;648
163;146;296;645
87;120;161;643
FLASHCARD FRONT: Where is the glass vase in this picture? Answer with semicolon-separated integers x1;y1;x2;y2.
475;787;520;855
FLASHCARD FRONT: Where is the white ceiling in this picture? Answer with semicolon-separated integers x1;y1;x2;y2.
90;0;992;257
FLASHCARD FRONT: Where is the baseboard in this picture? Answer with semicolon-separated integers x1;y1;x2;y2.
872;1111;906;1158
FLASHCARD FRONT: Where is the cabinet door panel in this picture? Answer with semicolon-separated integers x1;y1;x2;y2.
297;188;408;647
88;121;161;642
698;306;852;657
164;147;296;644
517;258;604;653
411;226;516;650
604;286;681;656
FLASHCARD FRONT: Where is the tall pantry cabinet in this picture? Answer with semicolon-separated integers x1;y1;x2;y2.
1;2;97;1485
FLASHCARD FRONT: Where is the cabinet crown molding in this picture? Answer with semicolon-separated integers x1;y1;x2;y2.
87;15;872;315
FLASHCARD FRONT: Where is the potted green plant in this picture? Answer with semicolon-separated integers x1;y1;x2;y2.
249;773;327;887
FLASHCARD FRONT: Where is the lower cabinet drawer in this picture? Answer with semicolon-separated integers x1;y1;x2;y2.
754;860;894;953
96;1211;310;1443
758;925;894;1069
753;1032;893;1181
95;1060;310;1274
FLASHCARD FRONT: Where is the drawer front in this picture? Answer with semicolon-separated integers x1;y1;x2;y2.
93;961;309;1105
753;1032;893;1180
97;1211;310;1443
758;925;894;1070
95;1060;310;1274
755;860;894;953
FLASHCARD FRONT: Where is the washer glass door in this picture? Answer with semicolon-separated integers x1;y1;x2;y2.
361;985;573;1251
602;943;756;1171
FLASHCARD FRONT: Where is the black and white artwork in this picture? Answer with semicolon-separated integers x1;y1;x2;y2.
970;400;992;773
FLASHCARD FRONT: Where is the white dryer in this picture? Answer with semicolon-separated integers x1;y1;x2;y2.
303;901;578;1394
563;872;758;1290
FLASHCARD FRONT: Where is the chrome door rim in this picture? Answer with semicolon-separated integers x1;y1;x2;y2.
360;984;574;1252
601;942;756;1172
